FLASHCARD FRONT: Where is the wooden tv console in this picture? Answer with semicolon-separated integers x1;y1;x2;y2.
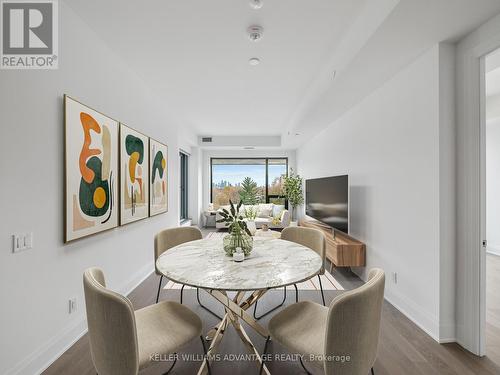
299;220;366;268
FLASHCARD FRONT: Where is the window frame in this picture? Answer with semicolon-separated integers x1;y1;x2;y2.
179;151;189;222
210;157;288;207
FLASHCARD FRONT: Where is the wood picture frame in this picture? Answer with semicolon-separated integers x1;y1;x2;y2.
119;123;150;225
64;95;119;242
149;138;168;216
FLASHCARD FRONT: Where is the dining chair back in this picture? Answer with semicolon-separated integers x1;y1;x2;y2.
281;226;325;273
83;267;139;375
154;226;203;275
324;268;385;375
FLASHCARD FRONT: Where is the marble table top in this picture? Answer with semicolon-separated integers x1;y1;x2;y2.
156;237;323;291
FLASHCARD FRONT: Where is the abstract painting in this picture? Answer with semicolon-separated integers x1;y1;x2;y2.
64;95;118;242
149;139;168;216
120;124;149;224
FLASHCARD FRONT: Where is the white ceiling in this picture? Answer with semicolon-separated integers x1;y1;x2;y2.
66;0;500;148
65;0;368;136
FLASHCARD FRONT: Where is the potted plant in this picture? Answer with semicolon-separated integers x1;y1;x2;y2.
282;169;304;225
244;206;258;235
217;200;253;256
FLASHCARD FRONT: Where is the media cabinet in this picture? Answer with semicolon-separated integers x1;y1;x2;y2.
300;219;366;269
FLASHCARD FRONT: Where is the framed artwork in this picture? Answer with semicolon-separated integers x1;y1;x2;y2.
119;124;149;225
64;95;119;242
149;139;168;216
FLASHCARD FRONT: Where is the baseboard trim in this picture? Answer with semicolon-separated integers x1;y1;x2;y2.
439;338;457;344
385;299;457;344
486;245;500;257
384;291;440;343
336;267;456;344
7;262;154;375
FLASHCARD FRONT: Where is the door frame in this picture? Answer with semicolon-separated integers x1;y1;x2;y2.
455;14;500;355
479;54;486;357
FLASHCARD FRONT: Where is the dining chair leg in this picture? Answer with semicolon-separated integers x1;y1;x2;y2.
163;353;177;375
200;336;212;375
155;275;164;304
371;367;375;375
180;284;185;304
259;336;271;375
197;288;224;320
294;284;299;303
253;287;286;320
317;275;326;306
299;356;313;375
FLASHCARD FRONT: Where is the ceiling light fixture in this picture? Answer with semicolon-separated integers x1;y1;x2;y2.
249;57;260;66
249;0;263;10
247;25;263;42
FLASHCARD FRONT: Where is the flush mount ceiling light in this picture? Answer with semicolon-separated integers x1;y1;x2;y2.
249;57;260;66
249;0;263;9
247;25;264;42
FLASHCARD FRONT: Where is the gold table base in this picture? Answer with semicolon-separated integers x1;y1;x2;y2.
197;289;271;375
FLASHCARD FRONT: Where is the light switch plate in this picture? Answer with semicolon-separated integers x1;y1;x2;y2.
12;233;33;253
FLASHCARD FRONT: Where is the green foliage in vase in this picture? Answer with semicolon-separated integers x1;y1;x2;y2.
239;177;261;205
282;169;304;220
244;206;257;220
216;200;252;236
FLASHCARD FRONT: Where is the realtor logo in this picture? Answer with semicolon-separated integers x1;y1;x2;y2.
1;0;58;69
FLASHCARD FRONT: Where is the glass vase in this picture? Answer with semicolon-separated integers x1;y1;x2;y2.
223;229;253;256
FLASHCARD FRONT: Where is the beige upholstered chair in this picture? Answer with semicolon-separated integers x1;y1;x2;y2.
254;226;326;319
83;267;210;375
154;227;202;303
262;268;385;375
154;226;222;319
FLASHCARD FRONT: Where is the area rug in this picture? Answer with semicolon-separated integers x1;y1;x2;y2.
163;231;344;292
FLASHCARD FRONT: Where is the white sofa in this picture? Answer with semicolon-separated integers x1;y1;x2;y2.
215;203;291;230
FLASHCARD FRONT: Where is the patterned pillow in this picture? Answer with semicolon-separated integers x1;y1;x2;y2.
257;204;274;218
271;215;281;225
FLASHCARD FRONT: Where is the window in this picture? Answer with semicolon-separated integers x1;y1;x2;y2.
267;158;287;206
210;158;288;208
180;151;188;222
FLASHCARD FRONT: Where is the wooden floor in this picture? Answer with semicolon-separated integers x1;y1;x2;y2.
44;239;500;375
487;253;500;367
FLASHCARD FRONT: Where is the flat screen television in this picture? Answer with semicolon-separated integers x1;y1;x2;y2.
305;175;349;233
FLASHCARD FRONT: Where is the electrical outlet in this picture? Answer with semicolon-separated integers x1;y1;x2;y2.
392;272;398;284
12;233;33;253
69;298;77;314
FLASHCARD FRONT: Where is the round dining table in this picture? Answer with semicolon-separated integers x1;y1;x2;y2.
156;236;323;375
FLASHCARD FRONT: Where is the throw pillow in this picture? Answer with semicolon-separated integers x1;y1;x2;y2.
257;203;274;218
272;204;285;218
271;215;281;226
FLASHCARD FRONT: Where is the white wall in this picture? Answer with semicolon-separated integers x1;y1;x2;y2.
438;44;457;342
486;118;500;256
486;74;500;256
296;44;456;342
0;3;187;374
201;149;296;214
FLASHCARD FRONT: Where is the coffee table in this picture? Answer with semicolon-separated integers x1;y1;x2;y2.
254;229;281;239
